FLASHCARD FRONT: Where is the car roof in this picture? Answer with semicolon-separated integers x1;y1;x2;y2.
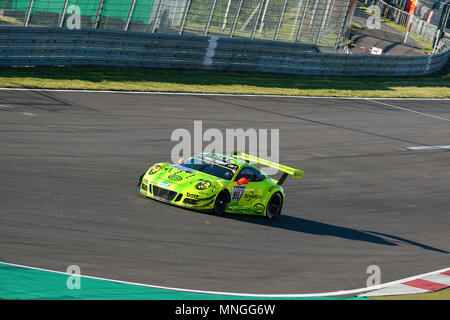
190;153;269;178
192;153;252;168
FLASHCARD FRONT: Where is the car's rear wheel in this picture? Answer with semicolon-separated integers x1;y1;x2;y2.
213;191;229;215
266;192;283;219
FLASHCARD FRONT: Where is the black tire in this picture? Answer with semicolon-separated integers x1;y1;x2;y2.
266;192;283;219
213;191;229;215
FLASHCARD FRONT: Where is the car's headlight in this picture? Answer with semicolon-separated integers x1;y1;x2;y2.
195;180;211;190
149;164;161;175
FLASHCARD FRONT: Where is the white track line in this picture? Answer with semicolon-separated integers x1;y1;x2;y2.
20;112;37;117
0;87;449;100
367;99;450;122
407;145;450;150
0;261;448;298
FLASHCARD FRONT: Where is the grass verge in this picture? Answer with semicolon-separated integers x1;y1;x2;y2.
0;65;449;98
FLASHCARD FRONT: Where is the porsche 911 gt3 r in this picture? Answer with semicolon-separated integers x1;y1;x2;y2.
137;152;303;219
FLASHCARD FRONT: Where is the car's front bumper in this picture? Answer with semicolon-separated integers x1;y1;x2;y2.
138;180;216;210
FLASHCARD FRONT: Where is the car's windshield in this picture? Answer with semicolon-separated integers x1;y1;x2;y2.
180;157;236;180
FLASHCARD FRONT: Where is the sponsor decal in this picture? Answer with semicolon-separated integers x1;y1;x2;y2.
231;186;246;201
168;174;182;181
244;191;262;201
160;181;170;188
169;164;193;172
253;203;265;214
227;206;245;212
226;164;239;170
186;192;199;200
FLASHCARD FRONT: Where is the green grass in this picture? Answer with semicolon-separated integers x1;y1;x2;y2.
351;22;364;30
0;65;449;98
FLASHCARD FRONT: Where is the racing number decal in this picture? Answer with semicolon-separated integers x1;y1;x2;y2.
231;186;245;202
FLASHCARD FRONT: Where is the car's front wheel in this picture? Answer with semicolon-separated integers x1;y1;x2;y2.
213;191;229;215
266;192;283;219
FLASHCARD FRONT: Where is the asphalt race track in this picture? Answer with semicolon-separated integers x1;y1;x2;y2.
0;89;449;294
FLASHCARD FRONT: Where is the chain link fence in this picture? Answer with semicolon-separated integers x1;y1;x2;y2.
0;0;356;51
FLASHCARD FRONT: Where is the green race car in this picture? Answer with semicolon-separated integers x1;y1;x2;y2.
137;152;303;219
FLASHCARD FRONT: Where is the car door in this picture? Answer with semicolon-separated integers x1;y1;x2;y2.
230;166;268;214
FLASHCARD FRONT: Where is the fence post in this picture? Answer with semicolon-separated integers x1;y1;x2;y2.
204;0;218;36
333;0;350;53
308;0;320;40
274;0;288;41
124;0;137;31
151;0;163;33
24;0;34;27
316;0;330;45
403;12;413;43
145;0;157;32
295;0;309;42
258;0;271;36
432;2;450;54
222;0;232;30
93;0;104;29
251;0;265;38
179;0;192;34
229;0;244;37
290;0;304;40
59;0;69;27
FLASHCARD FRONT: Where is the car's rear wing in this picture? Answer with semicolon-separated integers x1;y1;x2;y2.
232;152;303;185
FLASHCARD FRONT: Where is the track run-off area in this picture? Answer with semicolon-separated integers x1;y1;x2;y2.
0;89;449;298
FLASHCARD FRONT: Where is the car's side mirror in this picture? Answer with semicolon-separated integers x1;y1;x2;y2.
236;177;249;185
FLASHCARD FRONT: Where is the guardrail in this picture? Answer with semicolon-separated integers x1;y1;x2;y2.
0;26;448;76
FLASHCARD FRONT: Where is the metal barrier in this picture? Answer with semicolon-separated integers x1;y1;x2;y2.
0;26;448;75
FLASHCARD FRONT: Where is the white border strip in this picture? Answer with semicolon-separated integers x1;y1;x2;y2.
0;87;449;100
368;100;450;122
0;261;448;298
407;145;450;150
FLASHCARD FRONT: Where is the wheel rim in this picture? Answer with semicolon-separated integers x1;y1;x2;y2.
267;193;282;218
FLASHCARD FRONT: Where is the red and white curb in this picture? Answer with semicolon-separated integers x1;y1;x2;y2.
359;269;450;297
1;261;449;298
